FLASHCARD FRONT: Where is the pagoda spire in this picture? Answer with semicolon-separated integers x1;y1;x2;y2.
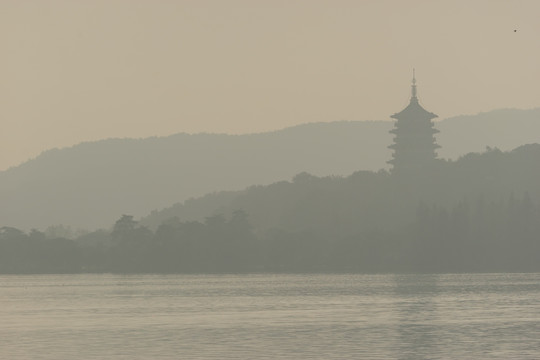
411;68;417;99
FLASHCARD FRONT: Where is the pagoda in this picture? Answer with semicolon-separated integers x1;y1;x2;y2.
388;71;440;173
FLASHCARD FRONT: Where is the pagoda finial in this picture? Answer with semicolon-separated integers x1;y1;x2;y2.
411;68;417;99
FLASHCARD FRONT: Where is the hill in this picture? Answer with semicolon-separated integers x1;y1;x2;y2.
1;107;540;230
141;143;540;232
2;144;540;274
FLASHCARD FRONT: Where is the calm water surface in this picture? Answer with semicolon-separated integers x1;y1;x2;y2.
1;273;540;359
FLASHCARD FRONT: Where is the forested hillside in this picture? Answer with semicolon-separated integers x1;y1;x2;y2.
141;144;540;233
1;144;539;274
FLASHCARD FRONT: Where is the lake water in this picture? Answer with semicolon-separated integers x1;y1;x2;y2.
1;273;540;359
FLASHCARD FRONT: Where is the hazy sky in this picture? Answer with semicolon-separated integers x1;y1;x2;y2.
1;0;539;170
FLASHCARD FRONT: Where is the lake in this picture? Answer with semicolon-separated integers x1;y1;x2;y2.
1;273;540;359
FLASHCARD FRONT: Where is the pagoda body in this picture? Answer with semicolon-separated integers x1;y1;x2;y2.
388;72;439;173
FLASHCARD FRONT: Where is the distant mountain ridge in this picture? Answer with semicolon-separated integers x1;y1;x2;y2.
1;107;539;230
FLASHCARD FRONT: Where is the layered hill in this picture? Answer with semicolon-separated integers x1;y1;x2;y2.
141;143;540;233
4;143;540;274
1;108;539;230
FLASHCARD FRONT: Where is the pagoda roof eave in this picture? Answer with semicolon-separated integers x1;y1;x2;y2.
391;98;438;119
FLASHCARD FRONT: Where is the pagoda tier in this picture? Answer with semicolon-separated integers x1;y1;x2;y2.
388;72;439;173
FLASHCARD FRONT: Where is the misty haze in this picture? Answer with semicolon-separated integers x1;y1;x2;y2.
2;1;540;359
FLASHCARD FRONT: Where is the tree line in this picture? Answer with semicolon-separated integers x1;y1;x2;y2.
1;192;538;274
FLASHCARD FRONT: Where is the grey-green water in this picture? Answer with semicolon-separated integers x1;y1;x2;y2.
1;273;540;359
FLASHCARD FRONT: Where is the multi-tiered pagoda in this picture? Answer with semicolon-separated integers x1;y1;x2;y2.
388;71;440;173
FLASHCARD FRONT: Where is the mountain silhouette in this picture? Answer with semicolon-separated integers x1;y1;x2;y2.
1;107;539;230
